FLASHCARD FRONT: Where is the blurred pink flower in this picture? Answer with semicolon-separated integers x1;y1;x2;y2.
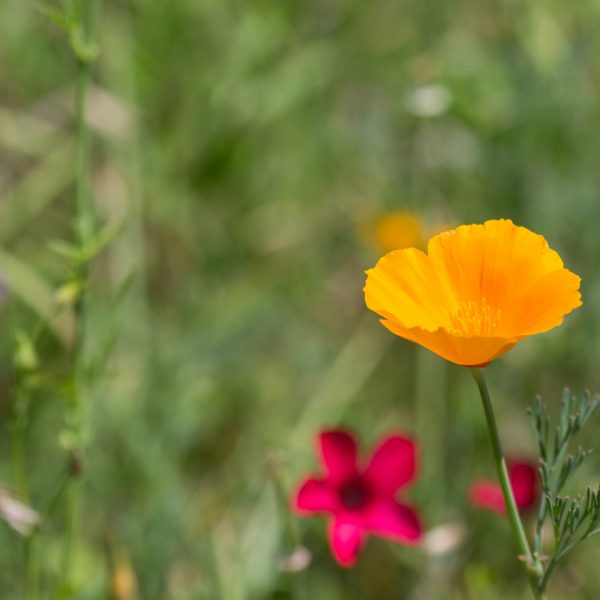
293;430;422;567
469;461;538;515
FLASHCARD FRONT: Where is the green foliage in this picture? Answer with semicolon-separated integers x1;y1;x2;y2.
528;390;600;593
35;1;99;63
1;0;600;598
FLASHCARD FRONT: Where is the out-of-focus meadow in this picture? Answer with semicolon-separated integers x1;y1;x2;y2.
1;1;600;598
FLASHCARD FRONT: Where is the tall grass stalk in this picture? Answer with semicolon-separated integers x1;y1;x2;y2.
59;1;101;596
11;326;44;599
12;378;37;600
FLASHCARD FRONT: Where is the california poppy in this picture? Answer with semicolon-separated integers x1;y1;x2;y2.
364;219;581;366
374;212;425;253
293;430;421;567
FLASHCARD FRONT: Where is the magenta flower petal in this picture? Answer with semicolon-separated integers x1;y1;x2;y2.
319;430;358;484
295;478;338;513
469;461;539;515
364;435;416;493
328;519;364;567
469;480;505;514
509;463;538;510
293;429;423;567
367;500;422;543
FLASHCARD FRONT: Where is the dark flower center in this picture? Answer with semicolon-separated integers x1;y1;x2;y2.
340;479;371;510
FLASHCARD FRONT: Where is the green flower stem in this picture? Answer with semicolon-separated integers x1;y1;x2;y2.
25;534;39;600
74;43;96;246
11;398;29;502
470;367;545;600
11;408;39;600
11;371;39;600
60;1;101;596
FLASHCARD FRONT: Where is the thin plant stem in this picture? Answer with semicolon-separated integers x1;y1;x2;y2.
59;1;101;596
534;493;546;559
75;65;95;246
11;361;39;600
539;554;560;592
12;429;40;600
470;367;545;600
11;320;53;599
11;321;46;503
11;401;29;502
11;401;39;600
535;432;572;559
25;534;40;600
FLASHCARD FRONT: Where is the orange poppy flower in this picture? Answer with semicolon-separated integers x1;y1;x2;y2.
364;219;581;366
373;212;425;253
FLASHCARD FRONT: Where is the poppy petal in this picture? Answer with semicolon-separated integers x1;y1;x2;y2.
365;219;581;366
381;318;517;367
327;519;365;567
319;430;358;484
374;212;424;253
470;461;539;515
510;269;581;336
364;436;416;493
509;463;538;510
367;500;422;543
469;480;506;514
294;478;338;514
364;247;456;331
428;220;564;312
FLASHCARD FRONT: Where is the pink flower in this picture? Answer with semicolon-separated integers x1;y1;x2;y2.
293;430;422;567
469;461;539;515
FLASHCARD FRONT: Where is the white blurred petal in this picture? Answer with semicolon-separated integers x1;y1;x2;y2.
0;489;41;537
422;522;467;556
405;84;452;118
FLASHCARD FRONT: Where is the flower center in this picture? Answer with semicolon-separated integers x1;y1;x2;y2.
447;297;502;336
340;479;371;510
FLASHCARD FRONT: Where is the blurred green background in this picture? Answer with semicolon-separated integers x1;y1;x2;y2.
1;0;600;598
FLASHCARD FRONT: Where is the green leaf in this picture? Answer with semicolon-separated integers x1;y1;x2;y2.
14;331;39;372
0;140;75;243
0;247;75;348
34;2;72;31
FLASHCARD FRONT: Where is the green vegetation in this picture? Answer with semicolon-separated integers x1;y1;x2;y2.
1;1;600;598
